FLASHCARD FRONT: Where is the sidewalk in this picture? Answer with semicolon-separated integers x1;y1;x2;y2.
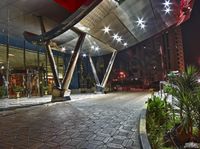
0;96;52;111
0;94;105;111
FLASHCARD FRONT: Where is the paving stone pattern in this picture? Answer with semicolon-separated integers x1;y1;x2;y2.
0;92;150;149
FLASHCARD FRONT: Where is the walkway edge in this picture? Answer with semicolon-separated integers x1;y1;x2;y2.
0;101;52;112
139;107;151;149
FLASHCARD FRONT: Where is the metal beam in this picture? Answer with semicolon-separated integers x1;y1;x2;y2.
88;55;100;85
62;33;86;91
101;50;117;88
38;16;61;88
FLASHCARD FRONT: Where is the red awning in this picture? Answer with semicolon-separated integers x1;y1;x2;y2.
54;0;93;13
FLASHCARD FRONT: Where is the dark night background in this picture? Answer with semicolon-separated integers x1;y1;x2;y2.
182;0;200;67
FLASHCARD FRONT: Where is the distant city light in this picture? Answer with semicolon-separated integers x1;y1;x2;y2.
102;26;111;34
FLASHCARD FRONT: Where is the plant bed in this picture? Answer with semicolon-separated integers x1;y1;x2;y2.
146;66;200;149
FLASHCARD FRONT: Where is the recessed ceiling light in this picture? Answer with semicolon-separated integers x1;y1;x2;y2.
102;26;111;34
95;46;99;51
140;24;146;29
136;17;145;26
112;33;119;40
8;54;15;57
61;47;66;51
163;0;172;8
83;54;87;57
164;7;172;14
123;42;128;46
116;36;122;42
91;45;95;49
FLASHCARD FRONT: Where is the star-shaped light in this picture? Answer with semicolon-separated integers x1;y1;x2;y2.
95;46;99;51
61;47;66;52
136;17;145;26
112;33;119;40
116;36;122;42
123;42;128;47
140;24;146;29
91;45;95;49
164;7;172;14
102;26;111;34
163;0;172;8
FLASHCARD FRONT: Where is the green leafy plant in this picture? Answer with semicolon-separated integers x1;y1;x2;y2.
13;85;23;93
0;86;6;98
167;66;199;139
146;95;172;148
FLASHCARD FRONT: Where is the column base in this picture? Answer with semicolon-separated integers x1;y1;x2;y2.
95;85;105;94
51;87;71;102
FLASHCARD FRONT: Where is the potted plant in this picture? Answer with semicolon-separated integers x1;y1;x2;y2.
43;86;48;95
0;86;6;99
13;85;23;98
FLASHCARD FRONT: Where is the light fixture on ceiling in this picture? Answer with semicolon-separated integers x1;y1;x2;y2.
91;45;95;49
137;17;145;26
116;36;122;42
140;24;146;29
163;0;173;14
61;47;66;52
164;7;172;14
82;54;87;57
123;42;128;47
163;0;172;8
102;26;111;34
71;50;74;54
95;46;99;51
1;66;5;69
8;54;15;57
136;17;146;30
75;23;90;32
112;33;119;40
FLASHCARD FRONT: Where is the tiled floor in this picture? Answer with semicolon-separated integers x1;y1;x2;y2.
0;92;150;149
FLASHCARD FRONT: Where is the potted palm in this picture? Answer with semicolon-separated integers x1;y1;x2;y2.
166;66;199;145
13;85;23;98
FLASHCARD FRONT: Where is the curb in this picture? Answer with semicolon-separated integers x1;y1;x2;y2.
0;101;52;113
139;107;151;149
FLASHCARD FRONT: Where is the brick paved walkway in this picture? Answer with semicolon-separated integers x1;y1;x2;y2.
0;92;150;149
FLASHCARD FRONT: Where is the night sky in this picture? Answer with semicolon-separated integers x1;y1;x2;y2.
181;0;200;67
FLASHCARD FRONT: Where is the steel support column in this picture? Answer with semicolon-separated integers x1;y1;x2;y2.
89;50;117;93
99;50;117;93
38;17;61;89
56;33;86;101
88;55;100;86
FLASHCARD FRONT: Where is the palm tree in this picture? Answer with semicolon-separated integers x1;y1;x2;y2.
168;66;199;139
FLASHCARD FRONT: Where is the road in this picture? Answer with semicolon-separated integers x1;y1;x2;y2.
0;92;150;149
